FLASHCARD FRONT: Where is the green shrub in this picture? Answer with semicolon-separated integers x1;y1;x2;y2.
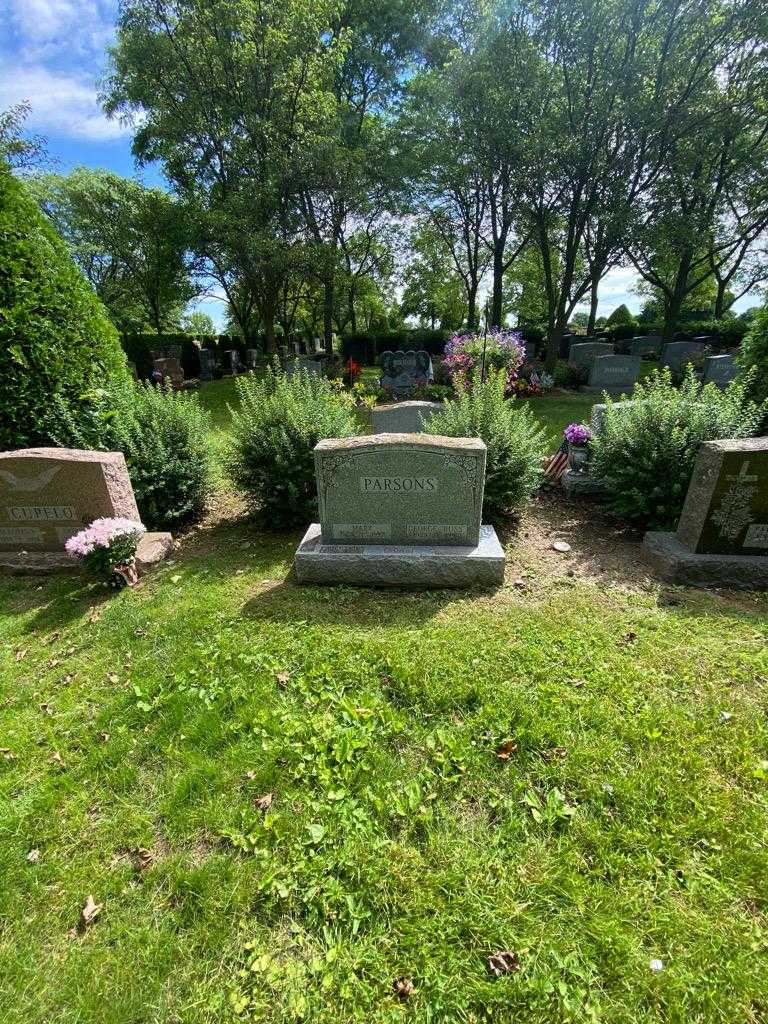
737;307;768;408
108;381;214;530
226;367;358;528
425;371;548;520
0;163;128;449
590;369;766;529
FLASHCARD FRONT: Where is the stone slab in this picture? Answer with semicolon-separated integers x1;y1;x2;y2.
294;523;505;589
314;433;486;547
371;401;443;434
643;531;768;590
703;354;738;386
562;471;608;498
630;335;662;358
661;341;706;375
569;342;614;369
675;438;768;556
0;531;173;575
379;350;433;397
0;448;140;552
583;354;641;394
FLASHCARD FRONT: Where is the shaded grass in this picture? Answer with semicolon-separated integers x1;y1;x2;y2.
1;515;767;1023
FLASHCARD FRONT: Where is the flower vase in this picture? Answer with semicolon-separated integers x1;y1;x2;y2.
567;442;590;475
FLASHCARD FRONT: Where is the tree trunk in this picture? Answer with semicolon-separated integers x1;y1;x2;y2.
546;323;562;372
662;293;683;343
491;247;504;328
348;286;357;334
323;270;334;358
587;277;599;335
714;279;728;319
467;283;478;332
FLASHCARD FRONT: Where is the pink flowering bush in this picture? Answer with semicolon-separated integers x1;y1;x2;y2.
66;517;146;586
442;330;525;394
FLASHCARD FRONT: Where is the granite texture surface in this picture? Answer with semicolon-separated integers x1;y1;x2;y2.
371;402;443;434
643;531;768;589
294;523;505;588
0;448;140;552
314;434;486;547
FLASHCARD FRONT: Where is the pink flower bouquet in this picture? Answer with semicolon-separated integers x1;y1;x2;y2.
65;517;146;587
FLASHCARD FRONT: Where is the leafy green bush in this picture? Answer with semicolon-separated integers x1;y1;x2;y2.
425;371;548;520
590;369;765;529
606;304;636;328
226;367;358;528
108;381;214;530
0;163;128;449
737;307;768;408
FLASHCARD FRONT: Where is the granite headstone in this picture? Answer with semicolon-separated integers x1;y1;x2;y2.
198;348;215;381
644;438;768;588
630;335;662;358
582;355;641;395
703;354;738;387
569;341;614;369
371;401;443;434
152;357;184;387
0;449;140;552
380;350;433;398
661;341;706;376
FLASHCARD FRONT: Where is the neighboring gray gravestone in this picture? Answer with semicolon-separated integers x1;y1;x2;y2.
371;401;442;434
246;348;259;369
0;448;173;575
630;335;662;358
313;434;485;546
569;341;614;368
581;355;641;395
643;437;768;588
224;350;242;374
661;341;706;376
152;357;184;387
294;433;504;588
286;358;322;378
198;348;215;381
523;341;538;362
380;350;433;397
703;354;738;387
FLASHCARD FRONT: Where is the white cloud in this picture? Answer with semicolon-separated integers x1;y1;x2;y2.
7;0;116;60
0;65;129;141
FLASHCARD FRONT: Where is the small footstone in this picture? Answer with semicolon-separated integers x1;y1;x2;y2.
552;541;571;553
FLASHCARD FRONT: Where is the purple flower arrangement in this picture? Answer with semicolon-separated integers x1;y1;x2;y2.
442;330;525;392
66;517;146;587
564;423;592;445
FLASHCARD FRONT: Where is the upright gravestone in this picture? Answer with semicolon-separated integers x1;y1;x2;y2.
294;434;505;587
581;355;641;395
379;350;433;398
630;335;662;358
523;341;538;362
703;354;738;387
152;357;185;388
644;438;768;588
246;348;259;369
224;350;242;375
562;399;647;498
569;341;615;369
0;449;172;574
661;341;706;377
372;401;443;434
198;348;215;382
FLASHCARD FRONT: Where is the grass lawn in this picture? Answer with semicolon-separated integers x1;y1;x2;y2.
1;384;767;1024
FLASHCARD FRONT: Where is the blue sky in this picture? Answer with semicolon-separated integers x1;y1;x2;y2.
0;0;759;329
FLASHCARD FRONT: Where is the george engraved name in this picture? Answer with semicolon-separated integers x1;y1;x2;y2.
359;477;437;494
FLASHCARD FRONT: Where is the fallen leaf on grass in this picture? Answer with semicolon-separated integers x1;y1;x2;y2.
79;895;103;929
495;740;518;762
254;793;274;811
541;746;568;762
275;670;290;688
15;649;28;662
26;849;41;864
620;631;637;646
0;747;17;762
245;770;257;780
134;848;154;871
107;673;119;685
487;950;520;976
50;751;65;767
40;702;52;716
392;977;415;999
99;731;110;742
170;574;181;584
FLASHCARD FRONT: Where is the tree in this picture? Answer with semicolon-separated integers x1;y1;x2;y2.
0;164;128;450
0;103;47;171
182;310;216;335
401;223;467;330
104;0;345;353
606;304;635;327
31;168;198;333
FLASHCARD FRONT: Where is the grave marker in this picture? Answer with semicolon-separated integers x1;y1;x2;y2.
630;335;662;358
380;350;433;398
703;354;738;387
569;341;614;369
582;355;641;395
661;341;706;376
371;401;443;434
644;437;768;588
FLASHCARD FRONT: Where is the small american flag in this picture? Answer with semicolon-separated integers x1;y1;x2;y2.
543;440;569;483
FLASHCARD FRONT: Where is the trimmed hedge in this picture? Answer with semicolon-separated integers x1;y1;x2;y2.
0;164;128;449
341;328;447;364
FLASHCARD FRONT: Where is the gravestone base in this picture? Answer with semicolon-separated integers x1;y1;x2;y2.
294;523;505;589
643;532;768;590
562;470;607;498
0;531;173;576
